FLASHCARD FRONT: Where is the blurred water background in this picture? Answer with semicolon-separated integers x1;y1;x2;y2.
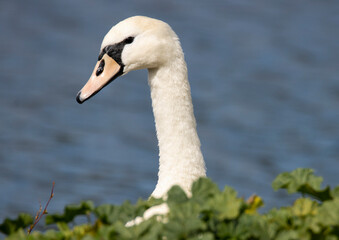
1;0;339;222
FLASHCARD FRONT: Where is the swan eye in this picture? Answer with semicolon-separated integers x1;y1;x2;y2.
96;59;105;76
124;36;134;44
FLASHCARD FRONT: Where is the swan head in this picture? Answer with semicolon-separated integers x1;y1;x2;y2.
76;16;179;104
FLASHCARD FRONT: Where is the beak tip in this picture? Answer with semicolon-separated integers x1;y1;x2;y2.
76;92;84;104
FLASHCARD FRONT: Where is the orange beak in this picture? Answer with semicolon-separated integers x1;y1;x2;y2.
76;54;121;104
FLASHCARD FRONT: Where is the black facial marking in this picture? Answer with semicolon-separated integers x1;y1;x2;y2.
98;50;105;61
96;59;105;76
97;36;135;66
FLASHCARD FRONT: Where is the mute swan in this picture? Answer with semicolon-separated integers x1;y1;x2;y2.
76;16;206;220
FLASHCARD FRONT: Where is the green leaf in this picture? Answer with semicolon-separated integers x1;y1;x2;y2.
95;204;117;224
272;168;321;191
141;223;164;240
95;200;141;225
0;213;33;235
166;198;205;239
3;169;339;240
4;228;28;240
209;186;243;220
291;198;318;217
188;232;214;240
275;230;303;240
41;229;64;239
215;221;236;239
94;225;116;240
265;208;291;232
324;235;339;240
191;177;220;202
112;221;133;239
317;198;339;226
272;168;332;201
56;222;70;232
331;186;339;199
167;185;188;204
125;217;162;239
45;200;94;224
237;214;272;240
142;197;164;208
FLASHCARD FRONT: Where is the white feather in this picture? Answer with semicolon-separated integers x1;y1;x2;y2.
100;16;206;222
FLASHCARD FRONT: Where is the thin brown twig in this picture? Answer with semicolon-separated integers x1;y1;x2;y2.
28;181;55;234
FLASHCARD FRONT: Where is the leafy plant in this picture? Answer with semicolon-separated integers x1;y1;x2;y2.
1;168;339;240
272;168;334;201
0;214;33;235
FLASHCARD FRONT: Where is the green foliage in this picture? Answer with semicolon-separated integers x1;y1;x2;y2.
45;200;94;224
0;213;32;235
1;168;339;240
272;168;335;201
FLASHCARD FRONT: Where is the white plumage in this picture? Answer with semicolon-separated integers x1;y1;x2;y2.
77;16;206;221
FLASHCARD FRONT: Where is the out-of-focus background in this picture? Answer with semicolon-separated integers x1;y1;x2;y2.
1;0;338;220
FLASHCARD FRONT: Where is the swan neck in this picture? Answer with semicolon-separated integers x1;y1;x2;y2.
148;56;206;198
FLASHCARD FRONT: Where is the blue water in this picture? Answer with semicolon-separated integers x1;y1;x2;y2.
1;0;339;221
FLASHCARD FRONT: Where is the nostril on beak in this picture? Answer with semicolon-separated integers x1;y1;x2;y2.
96;59;105;76
76;91;83;104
